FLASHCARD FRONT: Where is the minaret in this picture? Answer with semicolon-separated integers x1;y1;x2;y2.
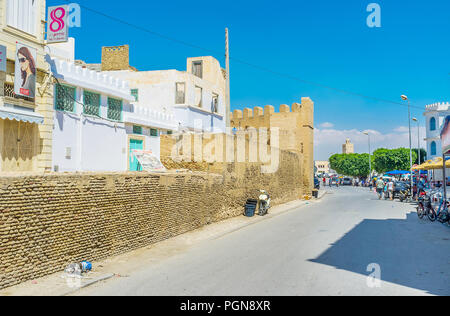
342;139;354;154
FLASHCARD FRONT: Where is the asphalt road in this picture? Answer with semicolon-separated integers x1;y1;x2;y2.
75;186;450;296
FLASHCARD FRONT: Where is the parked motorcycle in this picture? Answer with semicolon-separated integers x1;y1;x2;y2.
258;190;271;216
398;187;411;202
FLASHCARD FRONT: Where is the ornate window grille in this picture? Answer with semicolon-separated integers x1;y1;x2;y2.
131;89;139;102
55;84;75;112
83;90;100;116
150;128;158;137
4;82;34;102
107;97;122;121
133;125;143;134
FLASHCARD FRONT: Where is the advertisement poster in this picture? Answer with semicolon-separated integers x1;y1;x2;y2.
47;5;69;43
15;43;36;98
132;150;167;173
441;115;450;155
0;45;6;72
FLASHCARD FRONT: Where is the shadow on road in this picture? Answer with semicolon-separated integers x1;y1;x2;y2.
309;212;450;295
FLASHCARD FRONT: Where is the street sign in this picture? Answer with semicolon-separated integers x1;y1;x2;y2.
47;5;69;43
0;45;6;72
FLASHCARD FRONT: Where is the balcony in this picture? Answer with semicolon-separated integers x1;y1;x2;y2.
2;83;35;108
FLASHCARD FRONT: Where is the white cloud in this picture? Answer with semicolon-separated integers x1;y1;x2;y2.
393;126;410;133
314;125;426;161
319;122;334;129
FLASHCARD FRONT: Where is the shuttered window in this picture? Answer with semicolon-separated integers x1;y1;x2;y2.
133;125;142;135
131;89;139;102
192;61;203;78
150;128;158;137
6;0;37;35
175;83;185;104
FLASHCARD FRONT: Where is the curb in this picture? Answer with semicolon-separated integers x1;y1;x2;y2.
316;191;328;200
212;194;329;241
60;273;115;296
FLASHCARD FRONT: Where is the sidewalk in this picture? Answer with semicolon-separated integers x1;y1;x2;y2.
0;190;328;296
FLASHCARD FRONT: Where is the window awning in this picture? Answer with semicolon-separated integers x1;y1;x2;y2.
0;105;44;125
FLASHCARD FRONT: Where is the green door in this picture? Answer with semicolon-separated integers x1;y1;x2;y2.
129;138;143;171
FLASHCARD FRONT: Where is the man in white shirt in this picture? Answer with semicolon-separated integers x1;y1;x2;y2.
388;180;395;200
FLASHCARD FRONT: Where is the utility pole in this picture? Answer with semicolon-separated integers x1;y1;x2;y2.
364;132;372;184
225;28;231;128
401;95;414;199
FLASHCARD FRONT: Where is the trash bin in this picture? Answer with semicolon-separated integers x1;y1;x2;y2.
312;189;319;198
244;199;258;217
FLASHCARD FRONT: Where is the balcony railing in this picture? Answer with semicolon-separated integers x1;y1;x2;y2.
3;83;34;103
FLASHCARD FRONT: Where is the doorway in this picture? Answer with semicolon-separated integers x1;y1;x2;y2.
129;138;143;171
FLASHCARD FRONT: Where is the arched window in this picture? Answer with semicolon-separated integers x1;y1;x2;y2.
430;117;436;131
431;141;437;156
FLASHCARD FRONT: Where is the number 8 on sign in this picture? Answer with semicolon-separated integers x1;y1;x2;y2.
47;5;68;43
50;7;66;32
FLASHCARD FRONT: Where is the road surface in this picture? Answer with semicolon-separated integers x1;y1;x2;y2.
74;186;450;296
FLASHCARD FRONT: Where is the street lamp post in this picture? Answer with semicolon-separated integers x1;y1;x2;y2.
401;95;414;199
413;117;421;200
412;118;421;165
364;132;372;186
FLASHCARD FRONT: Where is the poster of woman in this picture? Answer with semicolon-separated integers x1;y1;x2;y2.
14;43;36;98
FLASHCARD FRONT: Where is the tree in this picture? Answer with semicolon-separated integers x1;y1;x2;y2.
329;153;373;177
372;148;418;173
413;148;427;165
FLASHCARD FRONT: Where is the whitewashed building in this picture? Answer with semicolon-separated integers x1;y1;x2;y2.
47;39;175;172
424;102;450;160
100;47;227;133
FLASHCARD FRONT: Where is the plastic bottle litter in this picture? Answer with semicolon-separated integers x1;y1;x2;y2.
81;261;92;272
64;263;82;276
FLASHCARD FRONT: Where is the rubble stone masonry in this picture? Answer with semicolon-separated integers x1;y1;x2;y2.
0;150;302;289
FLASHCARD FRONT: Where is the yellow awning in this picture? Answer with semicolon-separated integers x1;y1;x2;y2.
413;158;450;170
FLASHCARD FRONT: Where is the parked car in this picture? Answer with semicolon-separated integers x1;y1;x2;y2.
330;177;339;186
342;177;352;186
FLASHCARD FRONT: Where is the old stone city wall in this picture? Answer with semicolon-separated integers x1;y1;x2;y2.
0;148;302;289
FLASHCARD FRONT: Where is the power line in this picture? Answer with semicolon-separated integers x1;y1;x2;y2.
63;1;423;111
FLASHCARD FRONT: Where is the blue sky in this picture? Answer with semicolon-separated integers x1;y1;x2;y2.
49;0;450;159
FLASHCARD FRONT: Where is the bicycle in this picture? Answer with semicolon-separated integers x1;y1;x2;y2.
431;197;450;223
419;190;450;223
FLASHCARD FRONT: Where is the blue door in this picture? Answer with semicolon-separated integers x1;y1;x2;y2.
129;138;143;171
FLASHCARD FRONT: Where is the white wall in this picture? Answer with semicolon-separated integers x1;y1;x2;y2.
53;111;79;172
109;66;226;132
79;117;127;171
53;112;128;172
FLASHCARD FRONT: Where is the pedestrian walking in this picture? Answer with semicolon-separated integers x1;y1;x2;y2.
388;179;395;201
376;178;384;199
